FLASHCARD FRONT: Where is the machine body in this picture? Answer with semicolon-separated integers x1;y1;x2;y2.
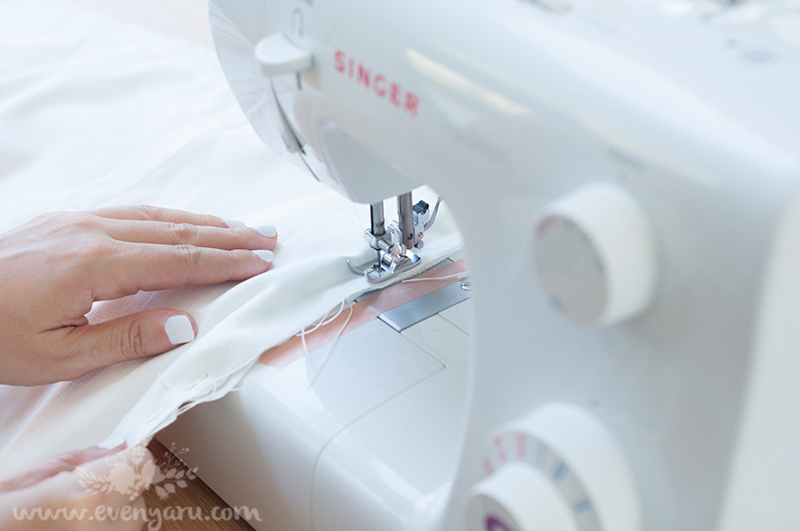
163;0;800;529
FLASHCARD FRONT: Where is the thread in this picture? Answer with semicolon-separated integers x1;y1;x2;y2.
152;352;259;422
402;270;470;283
297;300;348;355
300;267;469;385
307;303;355;387
351;200;368;233
298;299;347;336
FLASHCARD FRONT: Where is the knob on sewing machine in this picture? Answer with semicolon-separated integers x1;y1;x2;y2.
466;403;641;531
533;183;658;326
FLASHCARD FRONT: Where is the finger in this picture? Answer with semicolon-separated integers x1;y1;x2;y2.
42;446;156;511
92;243;273;301
58;310;198;374
90;205;233;229
102;219;277;251
0;445;125;492
77;446;156;507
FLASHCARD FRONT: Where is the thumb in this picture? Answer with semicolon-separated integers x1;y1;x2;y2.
65;309;197;374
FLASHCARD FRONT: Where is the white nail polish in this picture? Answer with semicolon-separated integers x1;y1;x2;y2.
256;224;277;238
165;315;196;345
253;250;274;263
224;218;246;228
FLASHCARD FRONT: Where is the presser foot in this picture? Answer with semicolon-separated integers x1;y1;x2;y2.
347;246;422;284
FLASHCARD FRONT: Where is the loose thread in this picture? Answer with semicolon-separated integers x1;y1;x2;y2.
301;269;469;386
152;353;259;422
302;299;347;335
176;379;217;416
307;303;355;387
351;200;368;233
402;271;470;283
297;300;348;355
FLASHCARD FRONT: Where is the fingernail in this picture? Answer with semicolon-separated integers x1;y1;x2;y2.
253;250;274;263
224;218;246;228
256;224;277;238
165;315;196;345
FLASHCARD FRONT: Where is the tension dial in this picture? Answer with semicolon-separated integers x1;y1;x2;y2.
466;403;643;531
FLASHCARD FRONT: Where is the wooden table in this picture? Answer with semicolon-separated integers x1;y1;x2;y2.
145;439;255;531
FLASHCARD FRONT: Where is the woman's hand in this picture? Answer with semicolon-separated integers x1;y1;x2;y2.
0;205;277;386
0;445;154;530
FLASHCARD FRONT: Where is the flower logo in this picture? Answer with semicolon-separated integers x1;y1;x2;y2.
77;444;195;501
107;461;137;495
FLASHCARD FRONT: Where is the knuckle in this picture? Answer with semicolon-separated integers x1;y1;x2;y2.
174;244;204;269
46;211;93;232
42;210;96;232
138;204;162;221
207;214;225;227
235;227;259;247
119;321;147;360
167;222;197;244
70;213;97;229
85;238;116;264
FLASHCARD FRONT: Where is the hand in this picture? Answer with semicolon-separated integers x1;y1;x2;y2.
0;445;154;531
0;205;278;386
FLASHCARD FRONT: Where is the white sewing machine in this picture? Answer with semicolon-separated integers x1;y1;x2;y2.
161;0;800;529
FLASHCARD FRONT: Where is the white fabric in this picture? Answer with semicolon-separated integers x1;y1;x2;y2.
0;0;462;479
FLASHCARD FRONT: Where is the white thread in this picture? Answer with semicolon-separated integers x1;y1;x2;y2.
152;377;217;420
299;299;347;336
297;300;348;355
307;303;355;387
352;200;368;233
402;271;470;283
152;360;250;422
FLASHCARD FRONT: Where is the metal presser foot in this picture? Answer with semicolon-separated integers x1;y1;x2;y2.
347;241;421;283
347;193;441;284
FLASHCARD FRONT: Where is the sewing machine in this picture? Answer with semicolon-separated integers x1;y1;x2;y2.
160;0;800;529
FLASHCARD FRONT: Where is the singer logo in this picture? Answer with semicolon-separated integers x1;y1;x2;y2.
334;50;420;118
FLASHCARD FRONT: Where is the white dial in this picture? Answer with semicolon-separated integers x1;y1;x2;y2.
467;462;578;531
533;183;658;326
466;403;642;531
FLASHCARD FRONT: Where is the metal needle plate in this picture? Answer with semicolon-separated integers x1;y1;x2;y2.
378;279;472;332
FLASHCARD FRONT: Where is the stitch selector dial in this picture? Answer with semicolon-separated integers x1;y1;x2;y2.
465;404;642;531
534;183;657;326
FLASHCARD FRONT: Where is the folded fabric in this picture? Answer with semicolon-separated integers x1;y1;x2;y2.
0;0;462;479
